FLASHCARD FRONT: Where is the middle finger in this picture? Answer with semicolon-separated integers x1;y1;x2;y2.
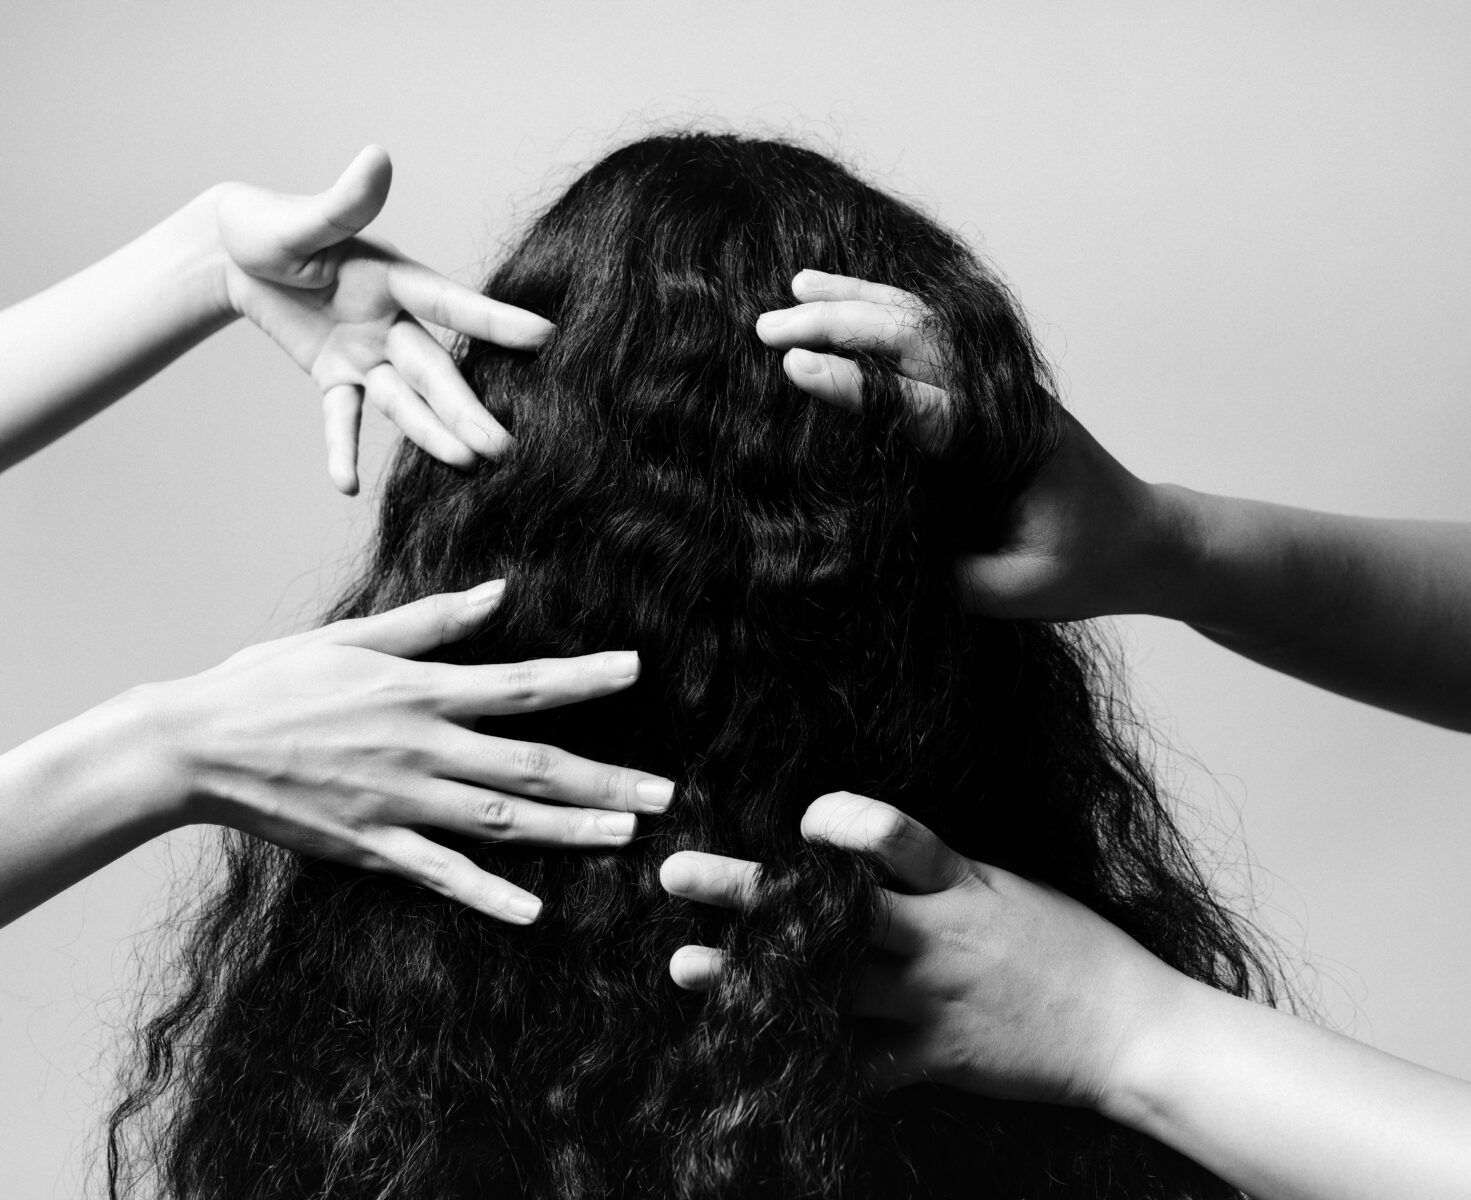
418;650;643;720
435;726;676;814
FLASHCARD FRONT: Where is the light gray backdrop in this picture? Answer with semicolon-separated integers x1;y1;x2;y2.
3;2;1469;1194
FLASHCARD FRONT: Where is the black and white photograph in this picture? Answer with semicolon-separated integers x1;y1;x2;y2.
2;4;1468;1196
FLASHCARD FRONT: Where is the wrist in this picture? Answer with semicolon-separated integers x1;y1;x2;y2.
168;186;238;328
1131;483;1217;622
0;685;192;850
1094;971;1219;1135
86;683;199;836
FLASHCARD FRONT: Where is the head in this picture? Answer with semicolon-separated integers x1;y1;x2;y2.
112;132;1274;1200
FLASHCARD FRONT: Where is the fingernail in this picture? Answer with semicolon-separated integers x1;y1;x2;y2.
606;651;641;681
466;579;506;607
756;309;791;331
788;347;825;376
505;895;542;923
636;778;676;811
596;812;638;841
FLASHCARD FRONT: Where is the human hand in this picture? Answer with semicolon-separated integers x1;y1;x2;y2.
660;791;1184;1108
756;270;1194;619
145;582;673;924
211;146;554;494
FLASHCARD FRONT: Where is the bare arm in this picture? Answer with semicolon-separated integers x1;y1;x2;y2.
1109;976;1471;1200
0;586;673;930
0;187;239;472
0;146;552;490
1159;489;1471;729
663;793;1471;1200
757;269;1471;730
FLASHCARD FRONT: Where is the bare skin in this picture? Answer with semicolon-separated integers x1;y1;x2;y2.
0;151;661;928
758;268;1471;730
659;270;1471;1196
663;792;1471;1200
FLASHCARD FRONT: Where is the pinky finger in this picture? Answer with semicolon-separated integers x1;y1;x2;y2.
670;944;725;991
371;828;543;924
322;384;364;495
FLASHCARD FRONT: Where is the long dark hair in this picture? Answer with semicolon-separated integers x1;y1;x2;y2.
110;132;1277;1199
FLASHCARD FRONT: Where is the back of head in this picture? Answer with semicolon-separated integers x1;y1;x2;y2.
112;133;1270;1200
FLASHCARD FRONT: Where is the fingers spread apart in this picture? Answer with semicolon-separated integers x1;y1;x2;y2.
364;361;479;469
385;316;511;458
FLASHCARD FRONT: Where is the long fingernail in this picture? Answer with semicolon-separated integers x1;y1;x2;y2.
596;812;638;841
636;778;676;811
466;579;506;606
788;347;825;376
505;895;542;923
606;651;641;681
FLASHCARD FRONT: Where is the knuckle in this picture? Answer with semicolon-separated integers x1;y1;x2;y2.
566;807;597;841
600;768;635;808
510;742;557;787
474;792;515;833
865;805;914;850
497;659;546;704
412;850;453;892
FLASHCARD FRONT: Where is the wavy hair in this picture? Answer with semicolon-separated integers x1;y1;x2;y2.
110;132;1277;1199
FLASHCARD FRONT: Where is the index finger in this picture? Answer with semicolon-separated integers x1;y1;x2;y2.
660;850;761;909
387;259;555;349
323;581;504;657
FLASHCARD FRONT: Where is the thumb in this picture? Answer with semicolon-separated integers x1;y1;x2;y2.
323;579;504;658
955;551;1034;618
284;144;393;259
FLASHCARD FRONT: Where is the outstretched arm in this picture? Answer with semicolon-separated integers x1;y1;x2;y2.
0;146;552;492
0;584;674;929
662;793;1471;1200
757;270;1471;731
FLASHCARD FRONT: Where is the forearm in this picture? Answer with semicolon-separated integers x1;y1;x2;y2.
1151;486;1471;730
1103;978;1471;1200
0;189;235;473
0;688;184;928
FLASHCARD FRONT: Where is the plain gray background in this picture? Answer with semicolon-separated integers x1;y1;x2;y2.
3;2;1469;1194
